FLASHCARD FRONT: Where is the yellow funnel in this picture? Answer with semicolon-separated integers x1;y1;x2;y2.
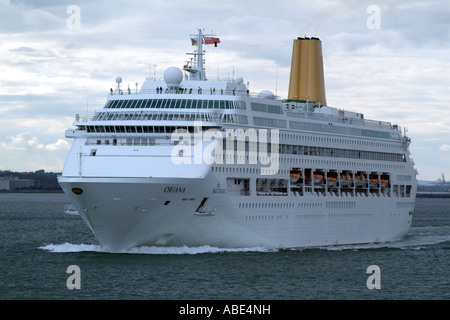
288;37;327;105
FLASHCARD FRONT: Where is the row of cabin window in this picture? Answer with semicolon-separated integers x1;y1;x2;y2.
280;132;402;150
221;140;405;163
289;120;398;141
86;125;222;134
92;111;221;122
85;125;405;163
105;99;246;110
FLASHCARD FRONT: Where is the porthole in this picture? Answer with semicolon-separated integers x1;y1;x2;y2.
72;187;83;195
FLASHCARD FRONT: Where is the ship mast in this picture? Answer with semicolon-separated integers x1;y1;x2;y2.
183;29;219;81
195;29;206;80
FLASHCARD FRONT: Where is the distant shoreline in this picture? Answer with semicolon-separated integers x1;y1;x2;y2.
0;190;64;194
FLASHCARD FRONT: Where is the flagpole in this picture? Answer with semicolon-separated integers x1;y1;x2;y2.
197;29;204;80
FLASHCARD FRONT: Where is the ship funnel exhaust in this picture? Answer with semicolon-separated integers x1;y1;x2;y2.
288;37;327;106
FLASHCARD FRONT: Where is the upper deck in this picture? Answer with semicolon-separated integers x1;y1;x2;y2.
68;30;405;143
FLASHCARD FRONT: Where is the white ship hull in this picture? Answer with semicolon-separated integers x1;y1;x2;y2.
59;172;413;252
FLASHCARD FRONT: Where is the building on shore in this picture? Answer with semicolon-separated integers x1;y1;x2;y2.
0;176;40;190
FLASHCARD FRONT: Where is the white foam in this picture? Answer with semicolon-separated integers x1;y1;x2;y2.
39;243;103;253
39;243;276;255
39;225;450;254
125;245;275;254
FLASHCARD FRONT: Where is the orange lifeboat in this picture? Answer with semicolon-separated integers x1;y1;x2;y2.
354;173;366;186
327;176;337;187
290;172;302;184
340;173;352;186
313;174;324;184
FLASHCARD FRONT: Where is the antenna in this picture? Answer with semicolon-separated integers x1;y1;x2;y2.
148;56;152;79
275;61;279;96
153;64;157;80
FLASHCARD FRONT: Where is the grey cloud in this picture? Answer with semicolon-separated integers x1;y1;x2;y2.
22;8;64;31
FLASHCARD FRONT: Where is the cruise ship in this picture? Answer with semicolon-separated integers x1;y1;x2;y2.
58;30;417;252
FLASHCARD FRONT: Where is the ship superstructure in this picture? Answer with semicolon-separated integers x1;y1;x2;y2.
58;30;417;252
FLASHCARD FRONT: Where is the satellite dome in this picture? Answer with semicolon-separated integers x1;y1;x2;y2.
164;67;183;87
115;76;122;84
236;76;243;84
257;90;275;99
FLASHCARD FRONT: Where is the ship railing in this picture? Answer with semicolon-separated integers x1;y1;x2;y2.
75;116;93;122
110;87;281;100
84;140;177;147
286;110;398;130
76;111;223;124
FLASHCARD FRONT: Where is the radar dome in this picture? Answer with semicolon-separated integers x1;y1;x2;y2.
115;76;122;84
236;76;243;84
164;67;183;87
257;90;275;99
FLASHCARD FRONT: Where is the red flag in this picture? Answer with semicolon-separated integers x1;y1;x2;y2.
203;36;220;45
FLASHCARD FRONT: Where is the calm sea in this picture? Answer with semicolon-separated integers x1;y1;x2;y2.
1;193;449;303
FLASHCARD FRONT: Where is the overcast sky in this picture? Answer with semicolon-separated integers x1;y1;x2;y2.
0;0;449;181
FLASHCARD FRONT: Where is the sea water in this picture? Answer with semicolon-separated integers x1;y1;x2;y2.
1;193;449;300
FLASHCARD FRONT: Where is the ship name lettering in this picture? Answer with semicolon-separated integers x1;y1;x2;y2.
212;187;226;194
164;186;186;193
